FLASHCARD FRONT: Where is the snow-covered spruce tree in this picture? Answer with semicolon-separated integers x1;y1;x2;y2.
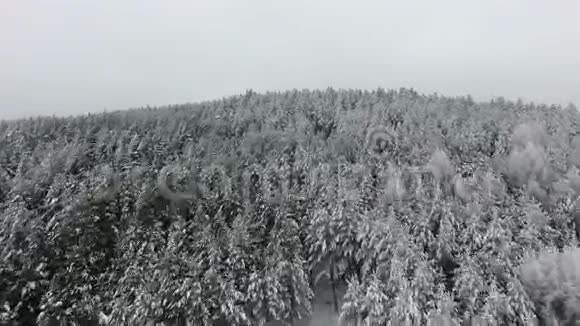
0;201;49;325
519;247;580;325
110;209;223;325
340;214;439;325
502;121;558;210
0;137;122;325
305;204;357;313
248;204;313;325
37;164;122;325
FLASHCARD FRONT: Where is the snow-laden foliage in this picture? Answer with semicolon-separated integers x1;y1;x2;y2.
1;88;580;325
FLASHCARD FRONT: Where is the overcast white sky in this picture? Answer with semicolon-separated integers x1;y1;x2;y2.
1;0;579;120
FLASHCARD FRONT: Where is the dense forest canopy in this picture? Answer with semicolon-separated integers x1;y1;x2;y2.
1;88;580;325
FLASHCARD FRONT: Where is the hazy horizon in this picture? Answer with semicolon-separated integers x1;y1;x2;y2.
1;0;579;120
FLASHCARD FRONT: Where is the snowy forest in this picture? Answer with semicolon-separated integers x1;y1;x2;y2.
2;88;580;325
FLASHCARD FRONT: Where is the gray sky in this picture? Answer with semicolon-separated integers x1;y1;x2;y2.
1;0;579;120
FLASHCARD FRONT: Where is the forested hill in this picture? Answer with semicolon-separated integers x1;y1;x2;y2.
2;88;580;325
